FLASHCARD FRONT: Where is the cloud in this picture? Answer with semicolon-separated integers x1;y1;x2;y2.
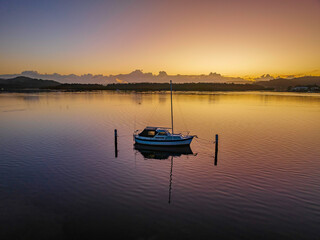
254;74;274;81
0;70;251;84
116;78;128;83
280;75;297;79
0;71;110;84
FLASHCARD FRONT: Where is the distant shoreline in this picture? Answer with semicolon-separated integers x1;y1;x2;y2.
41;82;274;92
1;88;274;93
1;76;319;93
2;89;320;95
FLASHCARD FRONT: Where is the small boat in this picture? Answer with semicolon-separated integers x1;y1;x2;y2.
134;80;195;146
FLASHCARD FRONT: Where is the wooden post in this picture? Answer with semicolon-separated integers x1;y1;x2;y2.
114;129;118;158
214;134;218;165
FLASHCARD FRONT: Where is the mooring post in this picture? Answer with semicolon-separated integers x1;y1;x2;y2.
214;134;218;165
114;129;118;158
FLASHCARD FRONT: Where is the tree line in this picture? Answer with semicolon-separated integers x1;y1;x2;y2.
45;82;273;91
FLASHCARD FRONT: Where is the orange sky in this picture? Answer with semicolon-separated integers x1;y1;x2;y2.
0;0;319;77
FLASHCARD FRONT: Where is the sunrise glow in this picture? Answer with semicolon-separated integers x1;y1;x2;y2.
0;0;319;78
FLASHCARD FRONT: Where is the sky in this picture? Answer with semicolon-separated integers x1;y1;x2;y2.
0;0;319;78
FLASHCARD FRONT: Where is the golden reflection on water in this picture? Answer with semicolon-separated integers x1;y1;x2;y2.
1;92;319;152
1;92;319;141
1;92;319;167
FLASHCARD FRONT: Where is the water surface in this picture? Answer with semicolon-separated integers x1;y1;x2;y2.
0;91;319;239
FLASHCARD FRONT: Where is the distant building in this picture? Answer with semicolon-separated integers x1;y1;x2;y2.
291;86;309;92
290;86;319;92
310;86;320;91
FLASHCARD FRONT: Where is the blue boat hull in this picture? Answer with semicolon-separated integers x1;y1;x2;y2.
134;136;194;146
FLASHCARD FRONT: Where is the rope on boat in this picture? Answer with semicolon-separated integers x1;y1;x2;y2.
176;100;189;133
117;132;215;143
194;139;214;150
117;134;134;137
117;131;215;145
199;152;215;158
145;100;160;127
195;137;215;144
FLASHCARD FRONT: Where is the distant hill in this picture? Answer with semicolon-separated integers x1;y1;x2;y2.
258;76;320;91
0;76;60;89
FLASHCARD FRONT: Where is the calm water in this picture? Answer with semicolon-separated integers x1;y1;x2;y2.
0;91;320;239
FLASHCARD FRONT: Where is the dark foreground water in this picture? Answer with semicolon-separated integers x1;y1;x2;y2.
0;92;320;239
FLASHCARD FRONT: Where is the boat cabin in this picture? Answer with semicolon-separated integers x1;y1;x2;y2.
138;127;170;138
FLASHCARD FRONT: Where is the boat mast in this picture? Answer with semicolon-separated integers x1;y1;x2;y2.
170;80;174;134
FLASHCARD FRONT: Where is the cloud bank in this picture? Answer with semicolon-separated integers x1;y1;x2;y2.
0;70;251;84
254;74;274;81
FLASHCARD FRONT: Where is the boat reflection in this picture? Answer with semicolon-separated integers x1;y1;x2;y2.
134;143;194;160
134;144;195;204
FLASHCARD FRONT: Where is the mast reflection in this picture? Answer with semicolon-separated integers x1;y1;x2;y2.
134;144;194;204
168;156;173;204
